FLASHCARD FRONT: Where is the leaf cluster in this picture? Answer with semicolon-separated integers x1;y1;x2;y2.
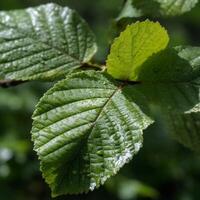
0;2;199;198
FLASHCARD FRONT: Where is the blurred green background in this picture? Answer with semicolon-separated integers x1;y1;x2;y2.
0;0;200;200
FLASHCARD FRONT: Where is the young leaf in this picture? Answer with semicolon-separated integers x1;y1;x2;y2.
107;20;169;81
0;3;97;81
31;70;153;196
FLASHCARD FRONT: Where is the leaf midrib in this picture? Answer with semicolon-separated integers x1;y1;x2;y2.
37;85;124;163
49;84;124;194
91;84;124;126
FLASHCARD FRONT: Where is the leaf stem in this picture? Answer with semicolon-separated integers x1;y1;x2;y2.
0;80;26;88
82;62;106;71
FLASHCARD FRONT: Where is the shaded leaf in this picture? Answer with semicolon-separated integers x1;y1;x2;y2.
118;0;198;20
136;47;200;82
130;46;200;152
155;0;198;16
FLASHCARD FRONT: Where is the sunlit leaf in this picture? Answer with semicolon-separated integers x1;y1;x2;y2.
0;3;97;81
31;70;153;196
107;20;169;81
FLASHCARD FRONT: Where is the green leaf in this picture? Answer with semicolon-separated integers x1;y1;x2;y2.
131;0;160;17
107;29;200;151
130;46;200;152
118;0;198;20
0;3;97;81
136;47;200;82
107;20;169;81
155;0;198;16
31;70;153;196
133;82;200;152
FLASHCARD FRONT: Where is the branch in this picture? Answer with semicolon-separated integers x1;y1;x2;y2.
0;80;26;88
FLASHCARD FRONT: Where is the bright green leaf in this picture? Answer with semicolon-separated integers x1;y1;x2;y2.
0;3;97;81
31;70;153;196
107;20;169;81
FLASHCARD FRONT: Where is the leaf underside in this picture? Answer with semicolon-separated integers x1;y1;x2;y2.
31;70;152;196
0;3;97;81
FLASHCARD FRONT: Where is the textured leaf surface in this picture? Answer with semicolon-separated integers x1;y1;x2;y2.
0;3;97;81
31;70;153;196
155;0;198;16
107;21;169;81
118;0;198;20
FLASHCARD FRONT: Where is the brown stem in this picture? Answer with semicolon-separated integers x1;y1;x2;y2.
81;62;105;71
0;80;26;88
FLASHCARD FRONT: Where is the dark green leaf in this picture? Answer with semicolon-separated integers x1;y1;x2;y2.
31;70;153;196
130;46;200;152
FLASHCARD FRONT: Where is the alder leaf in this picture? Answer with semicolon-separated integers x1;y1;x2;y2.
117;0;198;20
0;3;97;81
130;46;200;152
109;16;200;150
155;0;198;16
133;82;200;153
31;70;153;196
107;20;169;81
107;20;200;151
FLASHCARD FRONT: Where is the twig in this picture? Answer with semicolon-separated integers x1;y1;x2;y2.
0;80;26;88
82;62;105;71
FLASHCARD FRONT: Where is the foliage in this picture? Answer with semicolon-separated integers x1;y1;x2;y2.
107;20;169;80
0;0;200;199
0;4;96;81
118;0;199;20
